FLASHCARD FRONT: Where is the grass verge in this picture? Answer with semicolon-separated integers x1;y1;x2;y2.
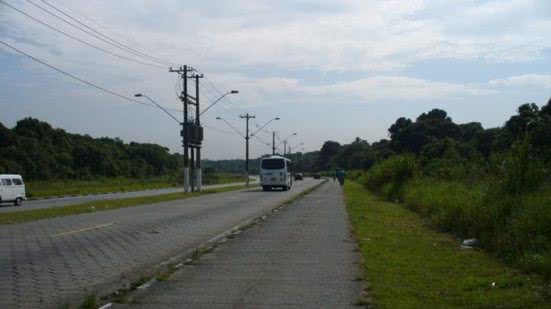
344;181;550;308
26;174;247;199
1;185;246;225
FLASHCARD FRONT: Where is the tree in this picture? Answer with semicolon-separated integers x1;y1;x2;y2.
318;141;341;170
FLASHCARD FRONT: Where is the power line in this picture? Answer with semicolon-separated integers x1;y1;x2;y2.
0;39;179;112
202;123;241;136
1;0;166;69
48;0;166;62
252;134;270;146
26;0;174;67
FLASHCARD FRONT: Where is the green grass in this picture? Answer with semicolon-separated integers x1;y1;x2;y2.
26;174;247;199
1;185;245;225
344;181;550;308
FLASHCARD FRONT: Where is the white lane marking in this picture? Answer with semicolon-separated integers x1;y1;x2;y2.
137;278;156;290
98;303;112;309
51;223;114;237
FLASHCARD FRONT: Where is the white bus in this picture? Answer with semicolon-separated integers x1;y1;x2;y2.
0;174;26;206
260;156;292;191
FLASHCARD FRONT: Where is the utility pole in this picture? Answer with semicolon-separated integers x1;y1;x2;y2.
195;74;202;191
283;140;287;157
170;65;203;192
272;131;276;155
240;113;255;187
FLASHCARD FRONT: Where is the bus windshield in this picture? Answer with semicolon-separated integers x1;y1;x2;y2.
261;159;285;170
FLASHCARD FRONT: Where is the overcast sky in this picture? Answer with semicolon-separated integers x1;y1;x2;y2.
1;0;550;159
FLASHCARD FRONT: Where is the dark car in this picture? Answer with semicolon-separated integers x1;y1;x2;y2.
294;173;304;181
313;173;321;179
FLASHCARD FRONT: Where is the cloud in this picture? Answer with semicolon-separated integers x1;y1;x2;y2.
3;0;551;77
489;74;551;89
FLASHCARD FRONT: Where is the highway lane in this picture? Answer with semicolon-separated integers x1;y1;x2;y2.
0;178;258;213
0;178;322;308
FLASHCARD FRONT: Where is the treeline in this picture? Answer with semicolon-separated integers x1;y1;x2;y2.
0;118;182;180
290;97;551;174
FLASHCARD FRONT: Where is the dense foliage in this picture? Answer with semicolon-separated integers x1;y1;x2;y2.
0;118;182;180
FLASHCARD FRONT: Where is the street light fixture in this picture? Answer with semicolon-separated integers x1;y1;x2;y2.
251;117;280;137
276;133;297;157
134;93;181;124
200;90;239;116
215;117;245;138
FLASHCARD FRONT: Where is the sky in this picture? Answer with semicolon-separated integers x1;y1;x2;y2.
1;0;550;160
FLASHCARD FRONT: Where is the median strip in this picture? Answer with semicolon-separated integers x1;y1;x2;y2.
0;185;246;225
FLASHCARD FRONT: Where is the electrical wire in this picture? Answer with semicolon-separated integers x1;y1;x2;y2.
0;0;166;69
252;134;270;146
26;0;170;68
48;0;169;63
0;39;179;112
27;0;174;67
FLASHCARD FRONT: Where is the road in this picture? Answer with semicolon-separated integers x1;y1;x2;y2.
0;178;321;308
114;181;362;308
0;178;257;213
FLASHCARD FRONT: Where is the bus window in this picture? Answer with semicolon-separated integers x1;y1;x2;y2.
261;159;285;170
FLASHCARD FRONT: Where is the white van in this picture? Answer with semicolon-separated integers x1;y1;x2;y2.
260;156;292;191
0;174;26;206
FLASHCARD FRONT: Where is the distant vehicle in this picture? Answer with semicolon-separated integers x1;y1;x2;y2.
260;156;292;191
313;173;321;179
294;173;304;181
0;174;26;206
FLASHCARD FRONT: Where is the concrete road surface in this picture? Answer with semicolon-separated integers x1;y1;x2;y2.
0;178;257;213
113;181;362;309
0;178;320;308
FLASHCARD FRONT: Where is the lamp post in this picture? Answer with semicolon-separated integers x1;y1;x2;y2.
134;93;180;124
136;89;237;192
288;142;304;156
200;90;239;116
276;133;297;157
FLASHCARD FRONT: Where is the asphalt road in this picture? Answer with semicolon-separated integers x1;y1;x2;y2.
0;178;321;308
0;178;257;213
114;181;362;308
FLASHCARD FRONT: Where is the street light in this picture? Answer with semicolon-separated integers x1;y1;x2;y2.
200;90;239;116
134;93;181;124
276;132;297;156
215;117;245;138
288;142;304;156
251;117;280;137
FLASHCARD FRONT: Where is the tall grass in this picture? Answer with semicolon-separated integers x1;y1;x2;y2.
365;154;417;201
364;140;551;278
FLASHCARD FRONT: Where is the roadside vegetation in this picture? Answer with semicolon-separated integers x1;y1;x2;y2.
25;173;246;199
0;185;245;225
361;137;551;279
0;118;247;197
345;182;549;308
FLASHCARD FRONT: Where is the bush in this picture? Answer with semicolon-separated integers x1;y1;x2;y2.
495;138;545;196
365;154;417;201
404;178;485;237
